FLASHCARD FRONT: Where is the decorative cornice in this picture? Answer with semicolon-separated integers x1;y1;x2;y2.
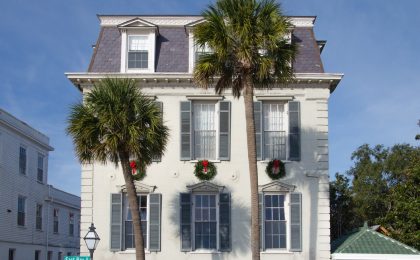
186;181;225;193
65;72;343;92
98;15;316;28
259;180;296;193
120;181;156;193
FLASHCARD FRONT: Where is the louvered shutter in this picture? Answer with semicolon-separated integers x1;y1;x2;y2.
110;193;122;251
152;101;163;162
180;193;192;251
259;193;264;250
180;102;192;160
149;193;161;251
288;101;301;161
219;193;231;251
219;101;231;160
290;192;302;251
254;102;263;160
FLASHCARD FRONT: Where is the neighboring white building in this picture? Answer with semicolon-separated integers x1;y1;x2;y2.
66;15;343;260
0;109;80;260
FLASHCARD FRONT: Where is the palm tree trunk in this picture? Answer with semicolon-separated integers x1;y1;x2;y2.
119;152;146;260
243;74;261;260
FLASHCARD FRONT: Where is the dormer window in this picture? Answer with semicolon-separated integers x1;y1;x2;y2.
128;35;149;69
118;18;157;73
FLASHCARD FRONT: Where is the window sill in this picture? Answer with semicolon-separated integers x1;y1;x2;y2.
119;249;152;254
189;160;221;163
259;160;292;164
190;250;223;254
261;250;294;254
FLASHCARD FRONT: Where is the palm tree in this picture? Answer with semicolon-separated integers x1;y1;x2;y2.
67;78;169;260
193;0;297;259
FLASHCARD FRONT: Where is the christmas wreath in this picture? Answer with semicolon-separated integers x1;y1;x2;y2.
265;159;286;180
194;160;217;181
129;160;146;181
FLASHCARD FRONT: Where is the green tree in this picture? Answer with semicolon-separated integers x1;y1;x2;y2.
347;144;389;225
193;0;296;258
330;173;357;240
381;144;420;249
67;78;169;260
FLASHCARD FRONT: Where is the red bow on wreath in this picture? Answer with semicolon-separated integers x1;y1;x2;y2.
273;159;280;174
202;160;209;173
129;161;137;175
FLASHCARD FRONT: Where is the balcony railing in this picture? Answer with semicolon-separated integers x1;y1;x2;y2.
264;131;286;160
194;130;216;160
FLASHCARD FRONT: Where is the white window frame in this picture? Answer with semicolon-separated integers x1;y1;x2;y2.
188;34;214;73
69;213;75;236
262;101;289;161
19;145;27;175
17;195;26;226
36;203;43;230
122;193;150;251
53;208;59;233
37;153;44;183
120;29;156;73
191;101;220;161
262;192;291;252
191;192;220;252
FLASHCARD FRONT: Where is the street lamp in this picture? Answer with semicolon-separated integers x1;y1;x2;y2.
83;223;100;259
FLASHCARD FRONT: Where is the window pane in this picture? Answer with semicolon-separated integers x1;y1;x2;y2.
263;103;286;160
194;194;217;250
193;103;216;160
264;194;287;249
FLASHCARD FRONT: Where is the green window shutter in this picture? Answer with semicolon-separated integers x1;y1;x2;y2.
290;192;302;251
219;101;231;160
152;101;163;162
288;101;301;161
254;102;263;160
180;101;192;160
259;193;264;250
180;193;192;251
219;193;231;251
149;193;162;251
110;193;122;251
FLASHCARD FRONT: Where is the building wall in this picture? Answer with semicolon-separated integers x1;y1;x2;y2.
79;83;331;260
0;109;80;260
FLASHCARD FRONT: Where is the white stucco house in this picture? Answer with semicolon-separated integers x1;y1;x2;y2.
66;14;343;260
0;109;81;260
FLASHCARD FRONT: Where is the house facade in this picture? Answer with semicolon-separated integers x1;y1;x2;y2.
66;15;343;260
0;109;81;260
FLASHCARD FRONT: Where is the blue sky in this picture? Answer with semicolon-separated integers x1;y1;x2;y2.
0;0;419;195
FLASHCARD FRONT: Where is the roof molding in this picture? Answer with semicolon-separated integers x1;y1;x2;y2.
120;181;156;193
98;15;316;28
259;180;296;193
187;181;225;193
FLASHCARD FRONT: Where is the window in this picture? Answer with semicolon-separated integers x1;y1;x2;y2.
8;249;15;260
69;213;74;236
180;188;231;252
17;196;26;226
193;102;217;160
194;42;213;64
263;102;287;160
57;252;62;260
124;195;148;249
193;194;217;250
47;251;52;260
127;35;149;69
19;146;26;175
254;101;301;161
37;154;44;182
264;194;286;249
180;100;231;161
110;191;162;252
53;209;59;233
67;252;71;256
259;185;302;252
36;204;43;230
35;250;41;260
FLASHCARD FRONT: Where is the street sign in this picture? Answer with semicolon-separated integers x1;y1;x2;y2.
64;257;90;260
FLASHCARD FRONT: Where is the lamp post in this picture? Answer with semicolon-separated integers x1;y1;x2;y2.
83;223;100;260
